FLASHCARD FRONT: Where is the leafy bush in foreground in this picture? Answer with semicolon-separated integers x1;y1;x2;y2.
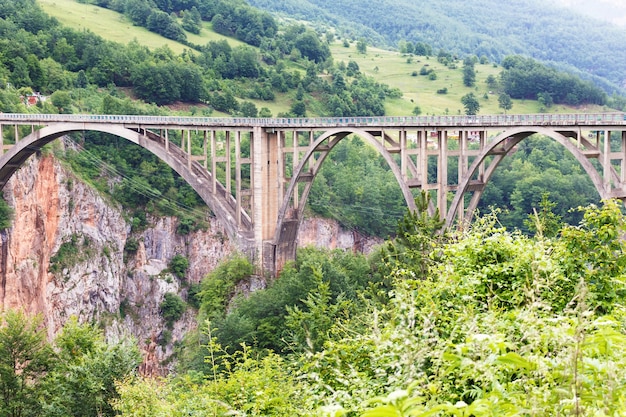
115;200;626;416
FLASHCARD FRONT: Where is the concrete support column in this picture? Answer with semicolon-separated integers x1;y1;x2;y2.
210;130;217;194
458;130;468;222
252;127;281;271
603;130;611;194
622;131;626;187
186;130;192;170
438;130;448;215
419;129;428;187
400;129;407;181
202;131;208;169
225;132;231;195
235;131;242;227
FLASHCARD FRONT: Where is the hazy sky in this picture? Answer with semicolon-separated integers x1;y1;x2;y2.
551;0;626;26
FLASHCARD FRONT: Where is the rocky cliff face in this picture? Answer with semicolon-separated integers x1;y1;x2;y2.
0;152;380;373
0;153;235;374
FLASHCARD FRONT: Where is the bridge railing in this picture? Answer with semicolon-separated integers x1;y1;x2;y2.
0;112;624;128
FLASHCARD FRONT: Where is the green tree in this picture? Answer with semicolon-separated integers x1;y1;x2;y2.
294;30;330;63
9;57;32;88
0;197;13;230
259;107;272;117
160;293;186;328
75;69;88;88
181;6;202;34
385;191;445;279
461;92;480;115
45;318;141;417
498;92;513;113
346;60;360;76
290;100;306;117
462;57;476;87
486;74;498;89
524;192;563;238
169;254;189;280
0;311;53;417
356;38;367;54
50;90;72;113
239;101;258;117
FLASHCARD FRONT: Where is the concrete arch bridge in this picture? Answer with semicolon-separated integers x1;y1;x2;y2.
0;112;625;274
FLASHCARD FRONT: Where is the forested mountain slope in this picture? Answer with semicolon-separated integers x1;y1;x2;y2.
248;0;626;93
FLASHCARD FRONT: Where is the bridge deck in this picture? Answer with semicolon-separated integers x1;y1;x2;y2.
1;112;625;275
0;112;624;129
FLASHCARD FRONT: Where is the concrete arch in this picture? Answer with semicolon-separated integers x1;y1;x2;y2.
273;127;418;262
0;123;254;251
445;126;607;228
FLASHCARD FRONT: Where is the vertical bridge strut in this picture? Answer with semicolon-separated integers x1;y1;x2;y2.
0;113;624;275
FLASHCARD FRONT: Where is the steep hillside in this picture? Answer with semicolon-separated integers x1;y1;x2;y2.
551;0;626;26
248;0;626;93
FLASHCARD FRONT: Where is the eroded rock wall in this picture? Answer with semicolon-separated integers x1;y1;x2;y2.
0;153;380;374
0;154;234;374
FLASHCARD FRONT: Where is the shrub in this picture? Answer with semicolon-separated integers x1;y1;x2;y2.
169;254;189;280
160;293;185;328
124;237;139;253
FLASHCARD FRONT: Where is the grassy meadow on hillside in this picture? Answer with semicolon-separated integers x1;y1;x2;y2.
37;0;244;53
330;41;592;116
36;0;610;117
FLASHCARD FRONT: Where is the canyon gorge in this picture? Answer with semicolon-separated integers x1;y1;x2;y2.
0;146;380;373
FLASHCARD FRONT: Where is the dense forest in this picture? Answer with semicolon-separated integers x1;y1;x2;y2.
248;0;626;94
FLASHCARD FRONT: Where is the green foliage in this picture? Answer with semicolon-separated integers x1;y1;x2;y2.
0;311;139;417
300;200;626;414
556;199;626;313
284;269;352;353
461;92;480;114
384;191;445;279
524;192;563;237
210;248;375;355
498;92;513;113
501;55;607;105
308;137;406;237
169;254;189;280
115;340;308;416
250;0;626;94
181;7;202;34
62;130;206;221
49;233;95;278
112;201;626;414
198;255;254;320
0;196;13;230
356;38;367;54
175;216;201;235
462;56;476;87
160;292;186;327
123;237;140;254
44;317;141;417
0;310;52;417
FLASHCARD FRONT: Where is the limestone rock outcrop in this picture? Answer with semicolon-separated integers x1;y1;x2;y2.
0;152;380;374
0;153;234;374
